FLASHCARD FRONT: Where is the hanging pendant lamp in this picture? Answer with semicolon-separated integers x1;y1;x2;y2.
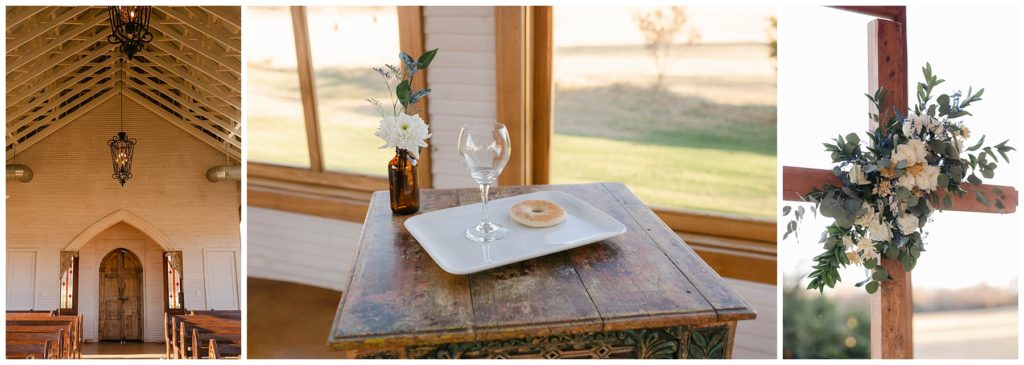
109;58;136;187
107;6;153;60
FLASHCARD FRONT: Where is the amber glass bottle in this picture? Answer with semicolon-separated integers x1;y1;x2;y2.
388;148;419;215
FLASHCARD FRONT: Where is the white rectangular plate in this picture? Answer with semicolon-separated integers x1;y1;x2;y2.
404;190;628;275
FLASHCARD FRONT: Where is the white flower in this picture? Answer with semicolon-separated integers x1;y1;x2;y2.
897;172;916;190
868;219;892;242
856;236;873;251
902;114;925;136
855;203;875;226
849;164;870;185
374;113;431;159
915;165;941;191
862;245;880;261
842;236;854;249
897;213;919;235
846;251;863;266
892;140;928;166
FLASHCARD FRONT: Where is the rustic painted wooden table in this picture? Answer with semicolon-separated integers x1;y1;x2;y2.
329;183;756;359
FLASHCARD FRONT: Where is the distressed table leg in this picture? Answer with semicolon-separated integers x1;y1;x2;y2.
347;322;737;359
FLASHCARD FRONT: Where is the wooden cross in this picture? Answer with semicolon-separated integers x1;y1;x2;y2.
781;6;1019;359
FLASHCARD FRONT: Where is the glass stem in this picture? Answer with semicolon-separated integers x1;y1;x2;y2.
479;183;491;226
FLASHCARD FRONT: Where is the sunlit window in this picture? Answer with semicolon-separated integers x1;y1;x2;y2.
246;6;310;167
550;6;777;219
308;6;401;176
59;253;77;312
165;252;184;310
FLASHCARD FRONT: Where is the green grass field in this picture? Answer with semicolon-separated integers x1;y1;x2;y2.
247;43;777;219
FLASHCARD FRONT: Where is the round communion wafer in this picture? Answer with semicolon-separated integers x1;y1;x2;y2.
509;199;566;228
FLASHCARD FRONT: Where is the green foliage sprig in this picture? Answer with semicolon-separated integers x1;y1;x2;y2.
783;64;1014;294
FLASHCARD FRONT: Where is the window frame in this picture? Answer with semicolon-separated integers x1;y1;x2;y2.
247;6;433;203
58;251;78;315
163;251;185;314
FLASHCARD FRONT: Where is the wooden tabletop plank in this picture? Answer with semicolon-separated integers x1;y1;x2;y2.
602;182;757;322
545;183;720;330
457;187;604;337
330;183;756;350
330;189;475;344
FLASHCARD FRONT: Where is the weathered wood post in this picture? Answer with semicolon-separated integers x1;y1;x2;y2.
865;16;913;359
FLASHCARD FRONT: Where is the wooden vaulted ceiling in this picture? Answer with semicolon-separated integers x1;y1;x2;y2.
5;6;241;160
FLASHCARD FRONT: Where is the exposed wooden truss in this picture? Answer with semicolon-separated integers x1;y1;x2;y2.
6;6;241;160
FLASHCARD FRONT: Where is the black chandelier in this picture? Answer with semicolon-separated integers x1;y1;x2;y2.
109;58;136;187
107;6;153;60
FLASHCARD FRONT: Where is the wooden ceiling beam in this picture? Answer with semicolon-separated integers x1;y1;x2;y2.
7;13;106;74
131;60;239;121
129;64;240;133
199;6;241;29
146;40;239;92
157;7;240;53
9;68;114;133
7;86;116;159
6;46;111;109
122;91;241;159
7;7;91;52
129;86;240;149
7;56;115;126
149;22;241;74
137;53;240;109
7;31;108;92
6;6;51;32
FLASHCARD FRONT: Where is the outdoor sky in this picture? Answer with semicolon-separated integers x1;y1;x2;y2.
554;6;776;47
780;6;1020;290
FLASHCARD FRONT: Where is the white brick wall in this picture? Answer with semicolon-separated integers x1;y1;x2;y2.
6;97;241;342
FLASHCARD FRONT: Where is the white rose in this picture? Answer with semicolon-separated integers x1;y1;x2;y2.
868;219;892;242
907;140;928;163
915;165;941;191
897;172;916;189
849;164;870;185
897;213;919;235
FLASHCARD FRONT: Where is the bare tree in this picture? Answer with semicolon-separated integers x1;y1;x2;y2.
634;7;701;87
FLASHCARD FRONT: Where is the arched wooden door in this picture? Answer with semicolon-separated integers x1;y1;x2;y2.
99;249;143;342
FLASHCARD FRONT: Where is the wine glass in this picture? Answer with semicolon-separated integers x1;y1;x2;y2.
458;122;511;242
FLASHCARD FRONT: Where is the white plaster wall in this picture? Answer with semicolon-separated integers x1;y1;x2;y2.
6;97;241;342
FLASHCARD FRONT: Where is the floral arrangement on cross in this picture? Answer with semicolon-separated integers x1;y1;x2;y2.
783;64;1015;294
369;48;439;160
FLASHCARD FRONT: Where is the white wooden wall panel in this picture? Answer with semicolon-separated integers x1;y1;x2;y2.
246;207;361;291
6;98;241;342
425;6;497;189
6;250;38;310
203;250;240;310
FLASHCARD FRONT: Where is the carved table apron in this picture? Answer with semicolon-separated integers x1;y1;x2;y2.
329;183;757;359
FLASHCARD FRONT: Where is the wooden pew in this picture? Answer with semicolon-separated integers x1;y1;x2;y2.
7;312;82;359
168;310;241;360
6;340;52;359
7;326;67;359
191;329;242;359
7;321;74;359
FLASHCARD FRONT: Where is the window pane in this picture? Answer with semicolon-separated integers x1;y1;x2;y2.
308;6;401;176
551;6;777;219
246;6;310;167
